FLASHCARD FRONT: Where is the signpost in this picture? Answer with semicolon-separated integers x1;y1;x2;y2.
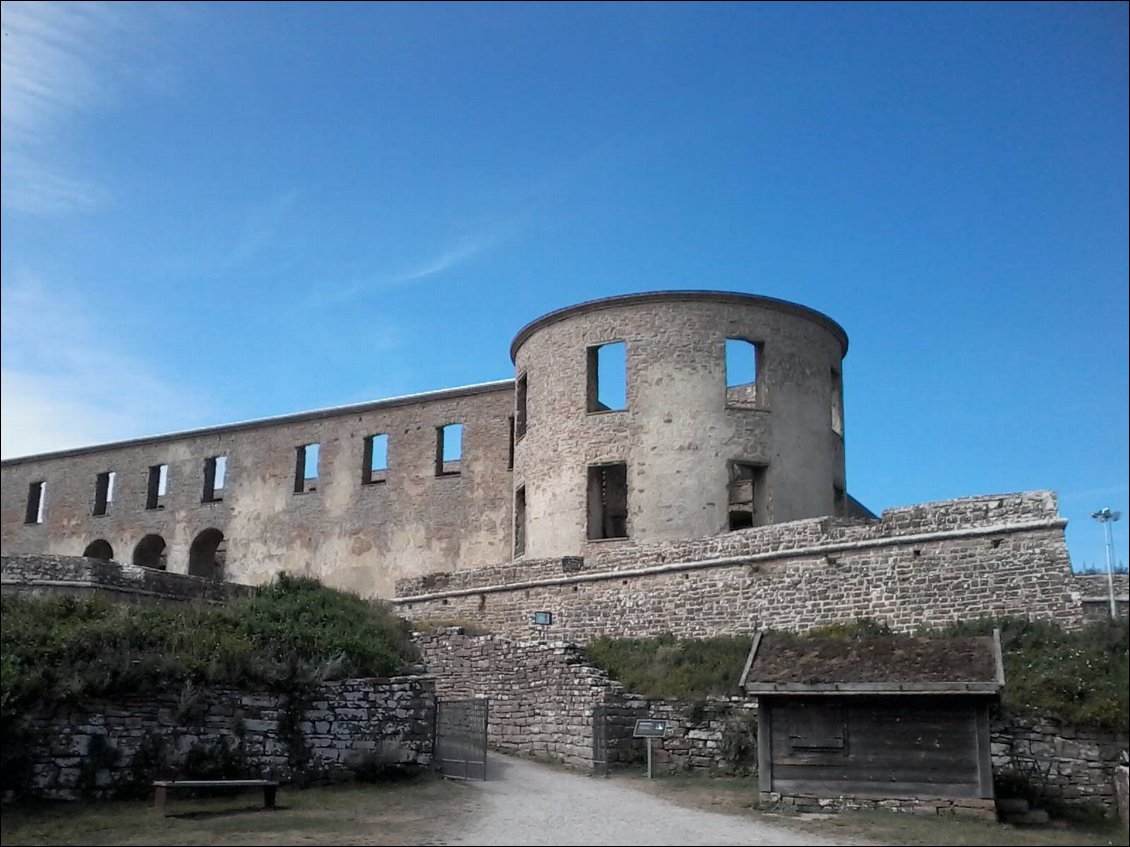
632;719;669;779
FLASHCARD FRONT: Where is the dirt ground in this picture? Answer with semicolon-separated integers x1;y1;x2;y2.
3;754;1126;846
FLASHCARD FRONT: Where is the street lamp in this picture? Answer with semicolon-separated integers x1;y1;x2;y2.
1090;508;1122;619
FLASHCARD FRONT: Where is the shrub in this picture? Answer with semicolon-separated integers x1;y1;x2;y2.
0;574;419;721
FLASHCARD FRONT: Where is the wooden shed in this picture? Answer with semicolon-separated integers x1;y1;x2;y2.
742;631;1004;815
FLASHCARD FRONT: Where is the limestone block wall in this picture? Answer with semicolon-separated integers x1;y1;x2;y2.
992;715;1129;811
415;628;622;768
396;491;1083;641
1;554;251;605
1072;573;1130;620
510;292;849;559
1;382;514;599
14;677;435;800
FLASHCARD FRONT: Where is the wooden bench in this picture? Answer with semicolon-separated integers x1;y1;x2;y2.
152;779;279;813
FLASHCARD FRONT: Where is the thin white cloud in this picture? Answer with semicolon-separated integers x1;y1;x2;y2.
309;220;521;309
0;274;208;459
0;1;149;215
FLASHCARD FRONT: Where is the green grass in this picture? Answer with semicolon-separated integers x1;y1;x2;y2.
584;632;753;698
0;773;461;847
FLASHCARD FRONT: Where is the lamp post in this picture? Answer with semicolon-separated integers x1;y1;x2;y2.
1090;508;1122;619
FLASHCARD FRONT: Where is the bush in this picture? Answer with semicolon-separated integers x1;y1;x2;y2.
0;574;419;721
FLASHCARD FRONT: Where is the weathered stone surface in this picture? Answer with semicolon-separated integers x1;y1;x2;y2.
17;676;435;801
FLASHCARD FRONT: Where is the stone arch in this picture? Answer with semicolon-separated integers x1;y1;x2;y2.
188;528;226;580
82;539;114;561
133;534;168;570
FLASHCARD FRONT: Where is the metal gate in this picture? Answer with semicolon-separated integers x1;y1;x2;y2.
592;706;610;775
435;698;488;780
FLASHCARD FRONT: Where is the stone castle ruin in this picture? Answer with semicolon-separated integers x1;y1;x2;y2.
2;290;1124;634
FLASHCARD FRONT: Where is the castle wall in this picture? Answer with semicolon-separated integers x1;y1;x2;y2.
1;382;514;598
511;292;848;559
395;491;1085;640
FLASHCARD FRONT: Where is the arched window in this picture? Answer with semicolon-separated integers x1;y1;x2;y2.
133;534;168;570
83;539;114;561
188;528;226;580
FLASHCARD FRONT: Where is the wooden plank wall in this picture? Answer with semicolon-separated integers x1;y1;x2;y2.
767;695;987;798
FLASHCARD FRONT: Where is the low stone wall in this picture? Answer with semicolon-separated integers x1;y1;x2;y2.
596;696;759;775
1;554;251;605
758;791;998;820
395;492;1084;642
12;676;435;800
992;715;1129;812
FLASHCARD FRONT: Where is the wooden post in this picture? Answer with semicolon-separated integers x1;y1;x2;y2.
646;737;653;779
153;784;167;813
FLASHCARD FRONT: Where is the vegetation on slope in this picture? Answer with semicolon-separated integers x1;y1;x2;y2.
0;573;418;718
584;617;1129;731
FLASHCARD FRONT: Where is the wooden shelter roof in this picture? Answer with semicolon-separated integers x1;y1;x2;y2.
740;631;1004;695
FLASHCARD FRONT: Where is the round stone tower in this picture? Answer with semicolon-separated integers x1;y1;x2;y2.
509;291;849;559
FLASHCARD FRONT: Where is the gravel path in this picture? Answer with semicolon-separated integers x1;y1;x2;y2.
442;755;860;846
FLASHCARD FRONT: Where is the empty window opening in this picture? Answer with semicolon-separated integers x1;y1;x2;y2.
514;486;527;556
436;423;463;476
295;443;319;493
188;528;226;580
92;471;115;516
202;456;226;502
833;484;846;518
25;481;45;524
507;416;515;470
146;464;169;510
830;368;844;435
725;338;762;408
83;539;114;561
362;434;388;484
515;373;528;439
132;534;167;570
728;462;768;530
586;341;627;412
587;463;628;540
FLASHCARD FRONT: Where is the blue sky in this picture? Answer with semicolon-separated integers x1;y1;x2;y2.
2;2;1127;570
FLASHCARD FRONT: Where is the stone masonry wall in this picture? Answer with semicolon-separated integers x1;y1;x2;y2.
992;714;1129;812
1073;573;1130;620
415;628;620;768
1;381;515;600
16;676;434;801
1;554;251;605
396;492;1082;641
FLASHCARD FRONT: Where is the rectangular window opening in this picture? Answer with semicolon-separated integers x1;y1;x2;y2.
507;416;515;470
295;443;319;493
586;341;627;412
25;481;46;524
436;423;463;476
93;471;113;516
515;373;528;439
587;462;628;540
830;368;844;436
203;456;226;503
725;338;762;409
146;464;169;510
514;485;527;557
728;461;768;530
363;434;388;484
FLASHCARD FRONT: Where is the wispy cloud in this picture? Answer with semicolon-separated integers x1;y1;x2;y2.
0;1;149;215
0;274;209;459
306;218;522;309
